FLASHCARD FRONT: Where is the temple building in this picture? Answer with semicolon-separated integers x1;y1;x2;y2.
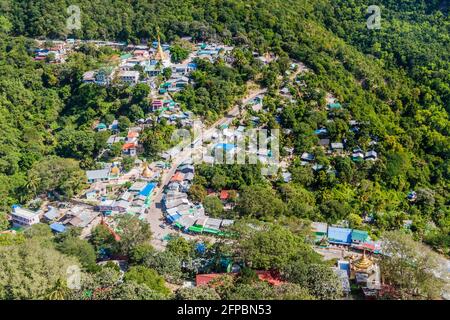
350;251;381;298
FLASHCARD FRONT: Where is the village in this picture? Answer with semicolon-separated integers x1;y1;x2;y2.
3;34;448;301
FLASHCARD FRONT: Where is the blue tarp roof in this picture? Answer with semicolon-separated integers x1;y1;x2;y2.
139;183;157;197
215;143;236;151
166;213;182;223
328;227;352;244
50;223;66;233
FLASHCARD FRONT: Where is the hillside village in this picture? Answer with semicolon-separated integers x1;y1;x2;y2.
1;31;448;301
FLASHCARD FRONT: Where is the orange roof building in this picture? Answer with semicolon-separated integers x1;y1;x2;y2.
122;143;136;151
171;172;184;182
219;190;230;201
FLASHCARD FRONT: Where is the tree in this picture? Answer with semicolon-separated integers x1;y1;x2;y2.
0;16;12;34
90;224;117;254
203;196;224;217
211;174;227;191
108;281;167;300
145;251;185;284
236;185;286;219
129;243;154;265
124;266;170;296
0;240;80;299
188;184;207;203
162;67;172;80
57;236;97;270
380;231;444;299
170;44;190;63
27;156;87;199
115;215;153;256
235;222;317;270
0;212;9;231
175;286;220;300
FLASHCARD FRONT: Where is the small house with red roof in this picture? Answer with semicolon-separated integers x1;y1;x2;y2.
122;143;137;156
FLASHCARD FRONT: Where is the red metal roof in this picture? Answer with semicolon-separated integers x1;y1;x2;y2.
219;190;229;201
122;143;136;150
127;131;139;138
171;172;184;182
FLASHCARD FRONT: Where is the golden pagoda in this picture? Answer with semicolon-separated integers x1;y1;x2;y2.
352;251;373;272
110;165;120;176
141;162;152;178
154;29;167;62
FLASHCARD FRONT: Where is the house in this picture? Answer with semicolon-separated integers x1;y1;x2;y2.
183;172;194;182
333;268;351;295
85;182;107;200
327;226;352;245
152;99;164;111
331;142;344;152
327;102;342;110
314;128;328;136
83;71;96;83
10;205;41;227
282;172;292;183
107;135;125;145
171;172;184;182
122;143;137;156
95;67;115;86
109;119;119;131
96;123;107;131
50;223;66;233
118;70;140;85
318;139;330;148
352;151;365;162
301;152;315;162
177;164;194;174
86;169;110;183
44;206;60;222
364;150;378;161
311;222;328;241
219;190;230;201
351;229;369;245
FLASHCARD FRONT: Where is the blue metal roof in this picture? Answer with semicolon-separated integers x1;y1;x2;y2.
215;143;236;151
166;213;182;223
50;223;66;233
139;183;157;197
327;227;352;244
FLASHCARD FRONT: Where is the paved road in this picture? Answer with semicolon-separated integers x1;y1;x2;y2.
146;88;267;249
146;64;306;249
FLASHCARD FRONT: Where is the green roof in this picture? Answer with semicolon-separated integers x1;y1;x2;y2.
328;103;342;109
174;222;183;229
120;53;132;60
351;229;369;242
203;227;220;235
188;225;203;233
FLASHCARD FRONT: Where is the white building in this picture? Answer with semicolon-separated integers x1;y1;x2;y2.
11;205;40;227
118;70;140;85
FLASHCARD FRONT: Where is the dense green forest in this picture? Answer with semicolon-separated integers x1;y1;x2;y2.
0;0;448;261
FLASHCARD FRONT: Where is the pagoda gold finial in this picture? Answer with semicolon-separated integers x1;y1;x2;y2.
155;27;167;61
141;162;152;178
353;250;373;271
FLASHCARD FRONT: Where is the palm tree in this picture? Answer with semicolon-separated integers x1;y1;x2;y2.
47;278;70;300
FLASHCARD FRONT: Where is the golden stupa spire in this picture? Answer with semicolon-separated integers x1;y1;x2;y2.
155;27;167;61
353;250;373;271
141;162;152;178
